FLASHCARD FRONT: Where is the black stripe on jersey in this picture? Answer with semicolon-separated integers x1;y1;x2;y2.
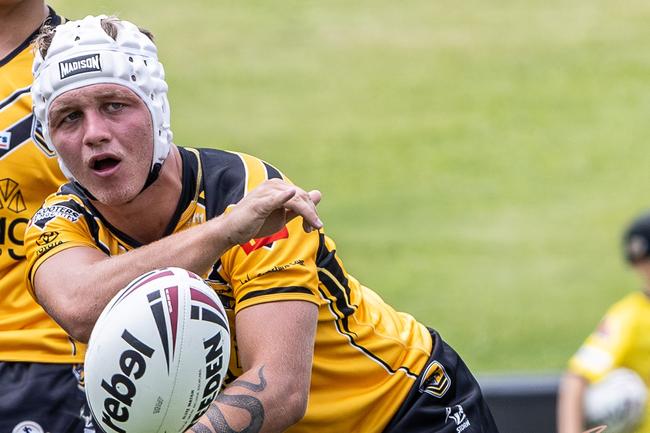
0;86;29;110
318;271;356;335
207;259;228;285
0;115;32;157
239;286;312;303
316;234;418;379
197;148;247;218
263;162;283;180
162;147;198;237
316;233;356;315
318;286;418;380
0;113;52;158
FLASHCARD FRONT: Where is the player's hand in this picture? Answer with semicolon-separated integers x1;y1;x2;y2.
221;179;323;246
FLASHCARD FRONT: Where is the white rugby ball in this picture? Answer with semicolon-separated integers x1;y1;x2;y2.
584;368;647;433
85;267;230;433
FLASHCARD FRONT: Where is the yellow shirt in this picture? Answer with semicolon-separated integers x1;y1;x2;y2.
0;14;85;363
25;147;434;432
569;291;650;432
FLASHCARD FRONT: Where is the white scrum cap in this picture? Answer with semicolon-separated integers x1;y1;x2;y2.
32;15;172;185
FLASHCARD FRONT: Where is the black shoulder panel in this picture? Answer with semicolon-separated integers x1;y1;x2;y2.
263;161;283;180
197;148;247;219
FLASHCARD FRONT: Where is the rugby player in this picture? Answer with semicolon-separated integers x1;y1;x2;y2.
25;15;498;433
557;210;650;433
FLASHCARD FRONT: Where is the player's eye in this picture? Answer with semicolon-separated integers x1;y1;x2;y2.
106;102;126;112
60;111;82;125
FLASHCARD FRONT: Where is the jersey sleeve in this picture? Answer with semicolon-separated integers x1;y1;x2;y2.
568;299;636;382
220;214;323;314
24;194;106;298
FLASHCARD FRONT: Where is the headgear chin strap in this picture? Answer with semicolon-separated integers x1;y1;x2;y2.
32;15;173;193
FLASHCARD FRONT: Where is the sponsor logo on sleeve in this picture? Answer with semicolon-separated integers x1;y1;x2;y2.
240;227;289;255
419;360;451;398
35;231;60;246
445;405;471;433
35;240;64;257
31;205;81;230
34;230;64;257
239;259;305;285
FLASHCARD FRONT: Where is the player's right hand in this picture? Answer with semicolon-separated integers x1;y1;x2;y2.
221;179;323;246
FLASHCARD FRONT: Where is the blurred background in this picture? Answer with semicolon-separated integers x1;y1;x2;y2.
55;0;650;377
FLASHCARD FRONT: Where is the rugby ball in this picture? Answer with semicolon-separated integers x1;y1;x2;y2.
584;368;647;433
85;267;230;433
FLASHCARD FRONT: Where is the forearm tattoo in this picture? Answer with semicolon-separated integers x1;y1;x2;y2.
191;366;267;433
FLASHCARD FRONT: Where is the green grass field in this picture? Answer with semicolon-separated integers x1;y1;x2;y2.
56;0;650;373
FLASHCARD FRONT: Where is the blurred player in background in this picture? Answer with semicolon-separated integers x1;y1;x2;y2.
24;15;498;433
557;210;650;433
0;0;94;432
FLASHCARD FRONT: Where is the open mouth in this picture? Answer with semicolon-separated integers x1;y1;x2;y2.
91;157;120;172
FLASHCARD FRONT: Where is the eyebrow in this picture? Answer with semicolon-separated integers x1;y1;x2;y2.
48;87;140;122
87;88;138;99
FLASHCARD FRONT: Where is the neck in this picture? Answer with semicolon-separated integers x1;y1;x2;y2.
93;146;184;244
0;0;49;59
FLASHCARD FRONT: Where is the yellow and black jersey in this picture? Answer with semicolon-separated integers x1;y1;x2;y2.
0;11;84;363
569;291;650;433
25;146;434;432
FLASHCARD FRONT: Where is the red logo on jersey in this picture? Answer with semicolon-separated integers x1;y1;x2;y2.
596;319;611;338
240;227;289;255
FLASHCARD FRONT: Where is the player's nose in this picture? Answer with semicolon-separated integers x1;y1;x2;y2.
82;110;112;147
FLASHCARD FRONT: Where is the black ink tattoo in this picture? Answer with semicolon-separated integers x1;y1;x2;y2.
231;365;267;393
190;366;267;433
190;422;213;433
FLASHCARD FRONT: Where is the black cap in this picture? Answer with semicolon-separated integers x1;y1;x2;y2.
623;211;650;264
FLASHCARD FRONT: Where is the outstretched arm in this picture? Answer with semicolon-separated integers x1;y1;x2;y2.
32;180;322;342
